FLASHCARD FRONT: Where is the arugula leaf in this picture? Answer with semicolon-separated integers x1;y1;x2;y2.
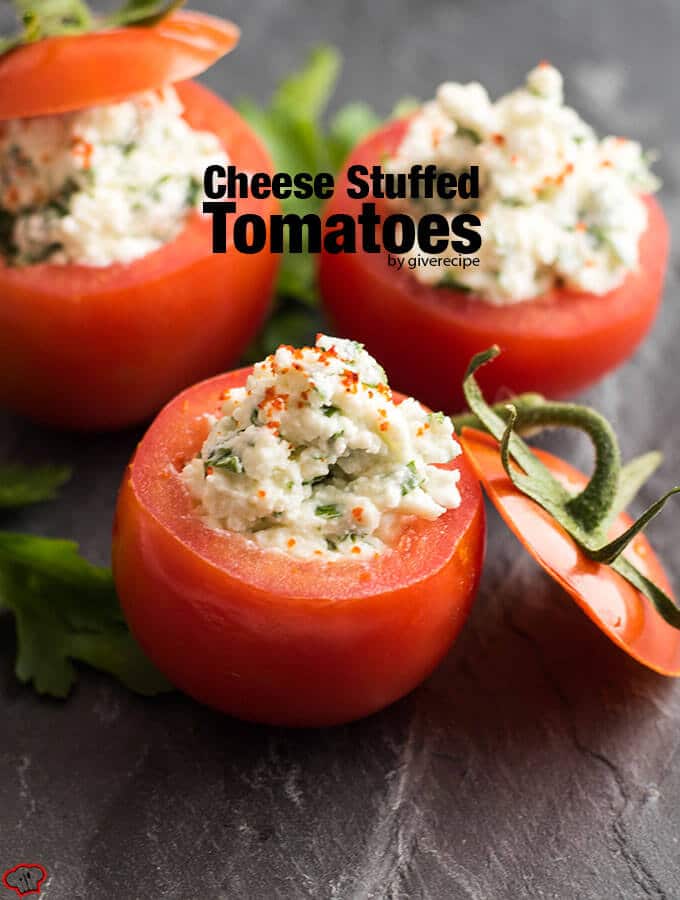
0;532;171;697
0;463;72;508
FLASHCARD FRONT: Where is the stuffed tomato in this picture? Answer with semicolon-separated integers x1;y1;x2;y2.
320;63;668;411
0;12;279;429
112;335;485;726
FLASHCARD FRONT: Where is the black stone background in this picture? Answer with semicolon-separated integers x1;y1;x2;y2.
1;1;679;897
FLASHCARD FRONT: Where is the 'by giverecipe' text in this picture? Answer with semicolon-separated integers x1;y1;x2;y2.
202;164;482;266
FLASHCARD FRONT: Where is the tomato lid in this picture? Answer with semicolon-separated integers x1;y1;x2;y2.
0;10;240;120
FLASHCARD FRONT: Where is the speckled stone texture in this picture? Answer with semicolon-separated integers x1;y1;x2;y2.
1;1;679;897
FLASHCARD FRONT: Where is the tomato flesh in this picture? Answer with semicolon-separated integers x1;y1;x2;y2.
460;428;680;676
112;370;486;726
0;11;240;120
0;81;279;430
319;119;669;411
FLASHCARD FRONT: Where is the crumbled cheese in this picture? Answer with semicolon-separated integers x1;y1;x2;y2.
181;335;462;560
386;62;659;303
0;86;228;266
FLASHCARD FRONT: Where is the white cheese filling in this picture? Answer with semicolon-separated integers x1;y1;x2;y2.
386;63;659;303
181;335;463;560
0;86;228;266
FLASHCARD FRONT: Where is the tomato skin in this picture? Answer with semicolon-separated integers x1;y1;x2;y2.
112;370;485;726
460;428;680;676
0;11;240;120
0;81;279;430
320;119;669;412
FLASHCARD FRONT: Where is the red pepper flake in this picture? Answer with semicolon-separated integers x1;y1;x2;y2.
379;422;390;432
341;370;359;393
601;159;613;168
378;408;387;418
220;389;231;400
259;386;289;413
71;136;93;169
491;133;505;146
266;421;280;434
206;466;214;476
287;538;296;549
314;549;323;556
352;507;364;522
575;221;587;232
416;427;424;437
351;545;361;554
538;59;551;68
258;490;266;498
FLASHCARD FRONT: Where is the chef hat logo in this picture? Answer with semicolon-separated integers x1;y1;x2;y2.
2;863;47;897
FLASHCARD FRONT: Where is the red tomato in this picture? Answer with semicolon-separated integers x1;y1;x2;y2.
319;118;669;412
0;11;240;120
112;369;486;726
460;428;680;676
0;81;279;430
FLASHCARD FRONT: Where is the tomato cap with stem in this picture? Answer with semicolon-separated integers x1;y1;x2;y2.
456;347;680;675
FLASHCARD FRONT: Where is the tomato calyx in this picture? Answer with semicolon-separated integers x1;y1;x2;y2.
456;346;680;627
1;0;184;54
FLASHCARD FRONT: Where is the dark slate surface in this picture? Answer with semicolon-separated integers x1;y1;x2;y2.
1;1;679;897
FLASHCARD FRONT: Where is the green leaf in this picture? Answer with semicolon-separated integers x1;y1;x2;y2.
1;0;183;53
451;392;546;433
107;0;184;28
609;451;663;525
236;46;341;209
0;532;171;697
0;463;72;508
328;102;381;171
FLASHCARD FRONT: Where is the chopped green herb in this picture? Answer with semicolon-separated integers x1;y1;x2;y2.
437;271;474;292
206;448;243;474
455;125;482;144
186;175;201;207
315;504;342;519
322;405;340;417
401;460;423;496
250;408;260;425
